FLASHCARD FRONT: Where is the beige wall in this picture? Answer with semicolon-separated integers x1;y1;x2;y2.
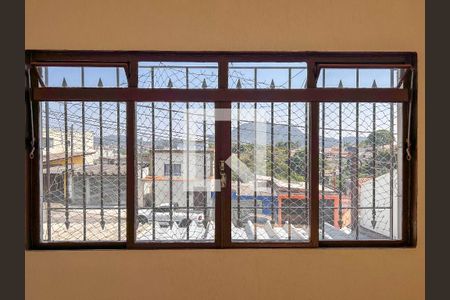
25;0;425;299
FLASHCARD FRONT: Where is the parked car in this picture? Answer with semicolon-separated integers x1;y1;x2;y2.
137;203;204;227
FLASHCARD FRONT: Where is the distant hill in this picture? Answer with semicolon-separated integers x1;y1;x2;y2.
231;121;366;148
93;123;366;150
94;135;126;148
232;122;306;145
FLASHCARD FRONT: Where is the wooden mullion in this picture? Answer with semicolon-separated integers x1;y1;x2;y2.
216;58;231;248
34;87;409;103
126;59;138;248
308;60;320;247
28;50;414;65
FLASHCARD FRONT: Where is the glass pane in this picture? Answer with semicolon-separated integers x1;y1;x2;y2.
231;102;310;242
319;102;403;240
228;62;307;89
136;102;216;242
317;68;406;88
138;62;218;89
40;101;127;242
37;66;128;87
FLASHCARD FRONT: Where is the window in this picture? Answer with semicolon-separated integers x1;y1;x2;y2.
163;164;182;176
26;51;416;249
39;100;126;242
231;102;311;241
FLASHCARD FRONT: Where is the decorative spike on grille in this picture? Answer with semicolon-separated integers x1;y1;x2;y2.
236;79;242;89
372;80;378;88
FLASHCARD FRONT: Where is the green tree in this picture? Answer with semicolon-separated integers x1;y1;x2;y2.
290;148;328;180
365;129;395;147
360;148;397;177
290;149;307;178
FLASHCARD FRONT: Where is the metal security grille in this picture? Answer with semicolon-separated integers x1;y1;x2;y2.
38;67;127;242
317;68;404;241
138;62;218;89
136;102;215;242
228;62;307;89
27;51;417;249
231;102;310;241
319;102;402;240
40;100;127;241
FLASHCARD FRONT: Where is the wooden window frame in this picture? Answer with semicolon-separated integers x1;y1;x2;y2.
25;50;417;249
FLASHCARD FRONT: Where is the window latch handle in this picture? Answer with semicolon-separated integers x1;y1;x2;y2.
219;160;227;189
